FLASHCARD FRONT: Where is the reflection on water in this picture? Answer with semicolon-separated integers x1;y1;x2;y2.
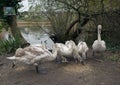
19;27;54;50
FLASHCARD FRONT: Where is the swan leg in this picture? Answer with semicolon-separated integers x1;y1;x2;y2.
61;56;68;63
86;52;87;59
35;66;39;73
97;52;104;61
76;56;85;65
93;51;95;57
101;52;104;58
79;55;85;65
12;61;16;68
34;63;39;73
75;55;85;65
74;56;78;63
94;52;104;62
75;59;78;63
81;60;85;65
79;58;85;65
82;53;86;60
56;55;62;64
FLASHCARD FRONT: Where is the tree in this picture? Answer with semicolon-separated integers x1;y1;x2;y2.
0;0;27;44
28;0;78;42
22;0;120;43
55;0;120;38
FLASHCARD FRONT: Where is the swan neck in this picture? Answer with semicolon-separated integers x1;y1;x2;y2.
98;29;101;41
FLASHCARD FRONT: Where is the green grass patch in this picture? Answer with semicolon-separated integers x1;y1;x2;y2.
0;38;21;55
105;54;120;62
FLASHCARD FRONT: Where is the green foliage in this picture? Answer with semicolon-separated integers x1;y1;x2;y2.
101;27;120;52
105;54;120;62
0;21;9;31
107;42;120;52
0;37;21;55
0;0;22;19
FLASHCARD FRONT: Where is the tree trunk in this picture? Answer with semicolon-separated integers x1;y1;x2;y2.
6;15;27;44
65;17;89;38
65;19;79;35
71;17;89;39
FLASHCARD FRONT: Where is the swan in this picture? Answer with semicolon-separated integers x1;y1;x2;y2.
55;40;83;63
92;25;106;57
6;45;58;73
77;41;89;59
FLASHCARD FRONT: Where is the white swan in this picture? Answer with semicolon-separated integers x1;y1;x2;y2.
6;45;58;73
55;40;83;63
77;41;89;59
92;25;106;56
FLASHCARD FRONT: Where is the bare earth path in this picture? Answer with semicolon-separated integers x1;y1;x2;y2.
0;51;120;85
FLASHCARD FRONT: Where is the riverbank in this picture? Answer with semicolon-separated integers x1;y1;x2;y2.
17;21;51;27
0;50;120;85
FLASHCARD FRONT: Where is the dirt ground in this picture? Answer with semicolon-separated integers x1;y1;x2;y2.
0;50;120;85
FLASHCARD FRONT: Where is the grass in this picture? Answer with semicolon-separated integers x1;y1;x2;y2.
0;38;21;55
104;53;120;62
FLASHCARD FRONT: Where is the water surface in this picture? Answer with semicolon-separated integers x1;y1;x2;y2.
20;27;54;50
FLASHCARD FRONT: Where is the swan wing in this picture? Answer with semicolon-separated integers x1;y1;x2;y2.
23;46;45;56
84;42;89;52
78;41;89;53
101;40;106;50
6;56;16;60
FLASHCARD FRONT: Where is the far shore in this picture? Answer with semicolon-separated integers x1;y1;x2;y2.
17;21;51;27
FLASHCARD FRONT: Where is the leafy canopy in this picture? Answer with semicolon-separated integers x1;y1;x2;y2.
0;0;22;19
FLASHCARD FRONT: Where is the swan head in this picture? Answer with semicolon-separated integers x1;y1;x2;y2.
66;40;76;48
98;25;102;29
65;40;71;45
65;40;73;45
98;25;102;34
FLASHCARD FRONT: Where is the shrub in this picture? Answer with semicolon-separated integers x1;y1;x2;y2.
105;54;120;62
0;37;21;55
